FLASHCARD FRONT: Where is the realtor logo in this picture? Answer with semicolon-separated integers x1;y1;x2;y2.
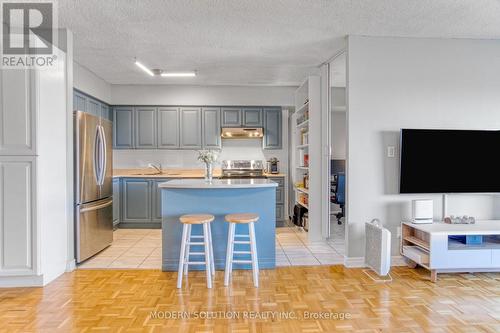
1;0;57;68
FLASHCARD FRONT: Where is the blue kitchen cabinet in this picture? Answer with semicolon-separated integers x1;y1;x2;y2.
180;107;202;149
74;91;87;112
121;178;151;225
152;179;168;222
118;178;165;227
202;107;221;149
242;108;263;127
263;107;282;149
134;107;157;149
268;176;285;226
221;107;242;127
113;107;134;149
101;104;111;120
158;107;180;149
87;98;101;117
113;178;120;227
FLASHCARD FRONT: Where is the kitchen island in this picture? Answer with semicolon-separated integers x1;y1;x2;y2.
159;178;277;271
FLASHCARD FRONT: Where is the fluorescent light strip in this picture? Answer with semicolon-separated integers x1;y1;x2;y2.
135;60;154;76
160;72;196;77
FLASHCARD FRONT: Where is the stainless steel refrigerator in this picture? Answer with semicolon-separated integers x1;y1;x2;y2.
74;110;113;263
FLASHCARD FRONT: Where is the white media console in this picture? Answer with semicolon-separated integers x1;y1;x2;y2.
401;220;500;282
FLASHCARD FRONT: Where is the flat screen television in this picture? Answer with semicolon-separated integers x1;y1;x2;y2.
399;129;500;193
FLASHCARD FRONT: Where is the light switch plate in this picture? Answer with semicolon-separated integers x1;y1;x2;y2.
387;146;395;158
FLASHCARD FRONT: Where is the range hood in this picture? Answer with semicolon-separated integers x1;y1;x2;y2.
221;127;264;139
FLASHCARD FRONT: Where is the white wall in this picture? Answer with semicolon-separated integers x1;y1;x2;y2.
111;85;295;106
73;62;112;103
347;36;500;258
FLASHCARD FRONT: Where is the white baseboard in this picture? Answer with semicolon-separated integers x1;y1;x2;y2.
344;256;407;268
0;275;44;288
66;259;76;272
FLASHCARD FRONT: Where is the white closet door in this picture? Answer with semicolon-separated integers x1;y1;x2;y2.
0;69;36;155
0;156;36;276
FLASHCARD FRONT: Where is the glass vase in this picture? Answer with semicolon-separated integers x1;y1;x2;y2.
204;163;213;182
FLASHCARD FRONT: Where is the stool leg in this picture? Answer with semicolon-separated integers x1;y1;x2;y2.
208;223;215;276
249;222;259;287
177;224;189;288
183;224;191;275
203;223;212;288
224;223;236;286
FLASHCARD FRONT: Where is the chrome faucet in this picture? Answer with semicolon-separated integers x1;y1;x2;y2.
148;163;162;174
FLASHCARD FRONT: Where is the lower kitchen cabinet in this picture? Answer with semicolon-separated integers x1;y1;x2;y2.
119;178;166;228
268;176;285;226
112;178;120;227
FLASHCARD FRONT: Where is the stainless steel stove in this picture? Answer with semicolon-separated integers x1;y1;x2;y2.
220;160;265;178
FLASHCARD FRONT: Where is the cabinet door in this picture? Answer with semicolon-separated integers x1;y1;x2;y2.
74;91;87;112
202;107;221;149
242;108;263;127
221;107;242;127
101;104;110;120
87;98;101;117
158;107;179;149
263;108;282;149
112;179;120;226
0;69;36;155
113;107;134;149
134;107;157;149
0;157;35;276
151;179;167;222
180;107;202;149
121;179;150;223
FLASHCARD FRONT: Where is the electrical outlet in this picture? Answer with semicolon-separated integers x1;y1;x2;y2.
387;146;395;158
397;226;402;238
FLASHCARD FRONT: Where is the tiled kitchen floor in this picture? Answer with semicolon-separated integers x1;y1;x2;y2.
78;225;345;269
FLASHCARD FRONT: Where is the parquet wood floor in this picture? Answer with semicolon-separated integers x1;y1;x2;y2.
0;266;499;332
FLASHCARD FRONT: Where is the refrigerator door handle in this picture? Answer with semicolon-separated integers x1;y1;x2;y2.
99;125;107;186
79;199;113;213
93;126;101;184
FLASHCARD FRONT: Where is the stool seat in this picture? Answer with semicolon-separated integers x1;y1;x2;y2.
180;214;214;224
225;213;259;223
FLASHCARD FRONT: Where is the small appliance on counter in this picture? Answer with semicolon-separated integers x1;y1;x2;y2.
266;157;279;174
412;199;433;224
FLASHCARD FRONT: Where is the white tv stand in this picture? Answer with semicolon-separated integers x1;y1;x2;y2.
401;220;500;282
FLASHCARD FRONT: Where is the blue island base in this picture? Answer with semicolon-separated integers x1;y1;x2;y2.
161;187;276;271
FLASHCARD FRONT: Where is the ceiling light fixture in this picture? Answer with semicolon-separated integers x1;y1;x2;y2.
160;71;196;77
135;60;154;76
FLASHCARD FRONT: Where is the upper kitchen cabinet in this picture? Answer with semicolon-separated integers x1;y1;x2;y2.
202;107;221;149
101;104;111;120
158;107;180;149
263;107;282;149
73;89;111;120
221;107;242;127
113;107;134;149
87;98;101;117
74;91;87;113
134;107;157;149
0;69;36;155
242;108;263;127
180;107;202;149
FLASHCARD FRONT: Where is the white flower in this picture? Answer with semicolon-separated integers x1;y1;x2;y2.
197;149;219;164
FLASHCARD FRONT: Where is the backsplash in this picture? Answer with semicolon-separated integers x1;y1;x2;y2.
113;139;286;171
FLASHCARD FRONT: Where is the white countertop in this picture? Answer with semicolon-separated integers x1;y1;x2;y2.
159;178;278;189
402;220;500;235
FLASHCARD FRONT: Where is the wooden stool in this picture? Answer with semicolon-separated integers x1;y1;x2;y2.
224;213;260;287
177;214;215;289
